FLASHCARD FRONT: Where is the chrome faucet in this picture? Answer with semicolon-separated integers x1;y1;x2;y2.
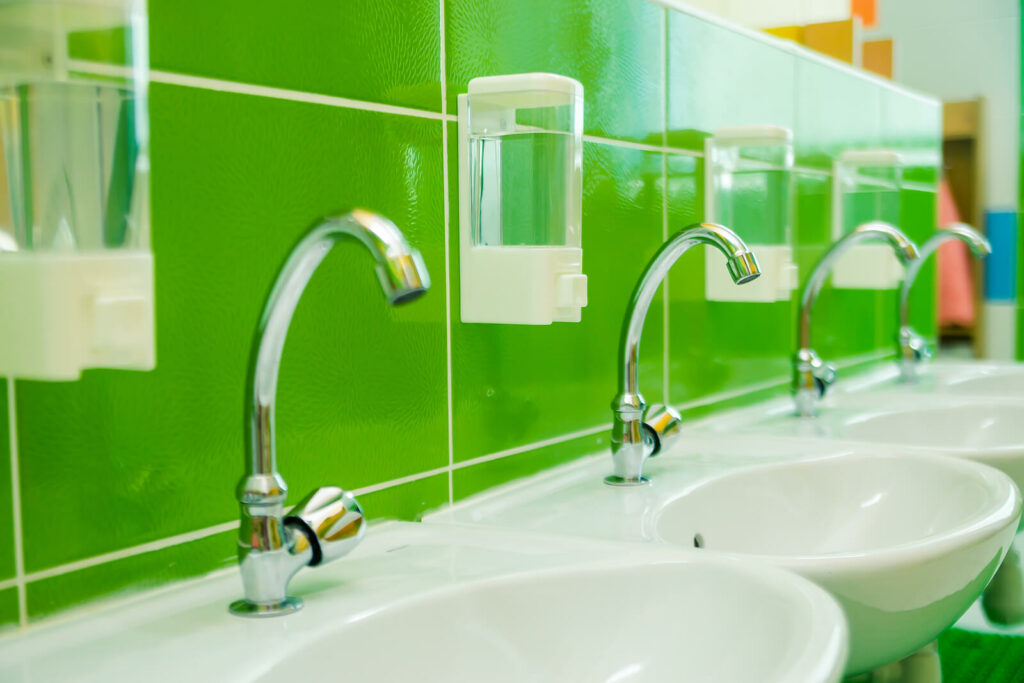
794;221;918;416
230;209;430;617
607;223;760;486
897;223;990;381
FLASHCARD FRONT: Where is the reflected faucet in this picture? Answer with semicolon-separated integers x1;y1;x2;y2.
607;223;760;486
897;223;990;381
230;209;430;617
794;221;917;417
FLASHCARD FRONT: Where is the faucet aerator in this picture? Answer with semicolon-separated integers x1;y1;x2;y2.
726;251;761;284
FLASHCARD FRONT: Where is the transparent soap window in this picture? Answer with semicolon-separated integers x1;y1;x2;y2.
0;0;149;253
467;90;582;249
708;140;793;246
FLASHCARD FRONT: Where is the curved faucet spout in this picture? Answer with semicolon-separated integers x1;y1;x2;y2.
231;209;429;618
608;223;760;486
793;221;918;415
897;223;990;380
243;209;430;497
617;223;759;402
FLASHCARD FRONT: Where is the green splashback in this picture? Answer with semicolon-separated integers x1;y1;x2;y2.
0;0;940;626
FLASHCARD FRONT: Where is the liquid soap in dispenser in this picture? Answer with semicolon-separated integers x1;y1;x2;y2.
457;73;586;324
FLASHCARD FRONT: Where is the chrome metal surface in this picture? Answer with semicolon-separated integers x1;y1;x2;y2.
609;223;760;485
231;209;429;617
794;221;917;416
897;223;990;381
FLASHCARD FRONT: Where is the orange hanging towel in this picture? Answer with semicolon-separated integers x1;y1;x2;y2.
936;177;977;327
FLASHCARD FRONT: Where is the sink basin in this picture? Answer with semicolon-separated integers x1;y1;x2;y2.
427;439;1021;677
269;561;844;682
654;452;1020;674
0;522;847;683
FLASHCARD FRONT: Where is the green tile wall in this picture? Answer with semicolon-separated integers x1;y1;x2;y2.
0;0;941;627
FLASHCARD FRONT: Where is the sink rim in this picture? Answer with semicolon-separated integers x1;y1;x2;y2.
0;521;850;683
653;451;1022;570
283;553;849;683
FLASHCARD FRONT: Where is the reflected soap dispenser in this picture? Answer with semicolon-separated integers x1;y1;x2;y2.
457;73;586;324
0;0;153;380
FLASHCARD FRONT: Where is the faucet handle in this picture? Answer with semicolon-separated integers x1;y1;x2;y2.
899;326;934;363
643;404;683;457
812;361;837;397
284;486;365;566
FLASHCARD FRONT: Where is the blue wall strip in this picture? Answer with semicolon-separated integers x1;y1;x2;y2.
984;210;1018;301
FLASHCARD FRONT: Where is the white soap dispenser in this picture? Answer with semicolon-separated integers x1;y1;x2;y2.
830;149;906;289
457;73;586;324
704;125;797;302
0;0;154;380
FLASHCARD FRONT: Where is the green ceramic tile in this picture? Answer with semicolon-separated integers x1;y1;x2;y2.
901;188;938;338
445;0;664;143
26;529;237;620
1017;308;1024;361
357;473;448;523
453;431;608;502
666;11;795;151
148;0;441;111
16;83;448;572
665;153;794;401
794;54;882;169
0;588;18;632
792;172;892;361
67;27;131;65
0;379;11;581
882;87;942;185
450;135;665;461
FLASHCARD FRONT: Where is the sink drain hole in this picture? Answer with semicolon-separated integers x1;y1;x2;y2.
693;533;704;549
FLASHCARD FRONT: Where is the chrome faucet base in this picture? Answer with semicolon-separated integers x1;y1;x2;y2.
230;210;430;616
229;597;303;618
604;474;650;487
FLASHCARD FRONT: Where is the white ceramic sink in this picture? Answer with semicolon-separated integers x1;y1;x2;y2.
654;452;1020;674
427;439;1021;676
0;522;847;683
703;392;1024;501
841;359;1024;400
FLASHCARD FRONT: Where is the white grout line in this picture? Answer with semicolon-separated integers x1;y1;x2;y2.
14;465;452;589
0;576;15;592
7;381;25;626
451;423;611;471
24;520;240;584
581;132;700;157
68;58;452;122
150;69;454;122
350;465;451;497
439;0;455;507
675;375;790;411
661;156;671;406
660;6;671;407
69;59;706;160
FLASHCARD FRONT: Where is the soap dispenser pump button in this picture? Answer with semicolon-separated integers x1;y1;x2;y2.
556;273;588;308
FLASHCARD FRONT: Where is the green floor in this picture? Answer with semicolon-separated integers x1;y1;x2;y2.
940;629;1024;682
